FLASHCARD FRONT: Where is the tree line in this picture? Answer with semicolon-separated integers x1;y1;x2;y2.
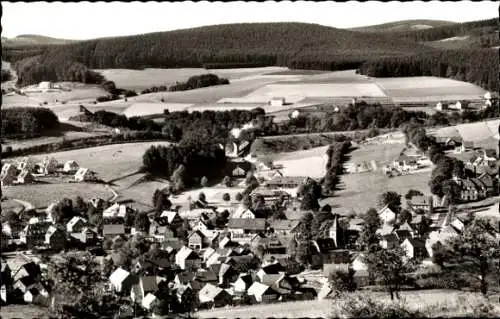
359;49;498;92
1;107;60;139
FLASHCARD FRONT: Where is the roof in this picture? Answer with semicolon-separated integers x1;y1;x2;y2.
188;230;205;240
314;238;336;253
410;196;432;206
269;219;300;231
176;271;196;284
227;218;266;231
396;155;418;164
175;246;198;262
248;282;274;296
140;276;158;293
196;269;218;282
103;224;125;235
159;211;180;224
251;188;291;198
381;233;398;242
199;283;224;301
66;216;86;231
142;293;157;308
260;273;283;286
109;267;130;285
403;238;426;249
232;206;255;219
265;176;306;186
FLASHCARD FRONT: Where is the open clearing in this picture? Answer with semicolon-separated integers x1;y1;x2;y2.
2;183;112;208
94;67;288;90
6;142;171;182
197;290;499;319
3;130;111;151
271;146;329;179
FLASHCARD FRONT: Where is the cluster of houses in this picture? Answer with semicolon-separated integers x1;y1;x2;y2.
1;157;97;186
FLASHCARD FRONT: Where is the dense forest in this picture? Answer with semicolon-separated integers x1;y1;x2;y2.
1;107;60;139
2;19;497;91
359;49;498;92
142;142;226;192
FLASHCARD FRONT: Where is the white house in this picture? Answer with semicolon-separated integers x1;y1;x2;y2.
103;203;129;219
109;267;134;293
141;293;157;310
175;246;201;270
16;170;35;184
74;168;95;182
63;160;79;173
401;238;427;260
378;205;397;224
247;282;279;303
231;206;255;219
66;216;87;233
1;163;17;186
269;97;285;107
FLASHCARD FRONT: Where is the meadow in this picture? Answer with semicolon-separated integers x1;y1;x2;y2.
197;290;500;319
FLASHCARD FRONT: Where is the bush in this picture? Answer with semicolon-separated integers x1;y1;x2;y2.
222;193;230;202
1;107;60;139
235;193;243;201
340;296;424;318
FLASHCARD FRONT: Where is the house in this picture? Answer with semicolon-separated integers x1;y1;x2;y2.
63;160;79;173
477;173;497;196
66;216;87;233
380;233;399;249
470;178;488;199
231;162;252;178
328;215;347;248
1;163;17;186
456;178;484;202
131;276;158;303
11;261;41;283
264;176;306;190
16;157;36;172
174;271;196;288
231;206;256;219
74;167;96;182
198;283;232;308
250;188;292;205
228;218;266;236
232;273;254;293
16;170;35;184
214;263;238;287
149;223;176;242
109;267;136;293
102;224;126;238
23;283;49;304
103;203;131;219
44;226;66;250
187;230;205;250
401;238;428;260
269;97;286;107
175;246;202;270
158;210;183;226
247;282;279;303
393;155;419;171
70;227;98;245
408;195;433;213
269;220;300;235
378;205;397;224
20;222;53;248
312;238;337;263
323;263;351;278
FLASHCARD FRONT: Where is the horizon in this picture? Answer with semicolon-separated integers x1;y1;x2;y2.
2;1;497;40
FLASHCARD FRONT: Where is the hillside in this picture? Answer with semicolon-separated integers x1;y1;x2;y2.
1;34;77;47
350;19;456;32
3;22;434;83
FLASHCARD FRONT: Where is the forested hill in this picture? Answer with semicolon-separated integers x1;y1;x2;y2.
4;22;433;71
391;17;498;42
350;19;456;33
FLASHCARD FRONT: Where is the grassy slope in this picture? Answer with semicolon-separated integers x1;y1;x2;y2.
350;19;456;32
1;34;77;47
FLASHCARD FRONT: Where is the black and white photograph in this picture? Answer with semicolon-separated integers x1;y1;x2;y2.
1;1;499;318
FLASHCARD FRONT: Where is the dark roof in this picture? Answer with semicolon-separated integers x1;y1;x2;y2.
177;271;195;284
314;238;336;253
103;224;125;235
196;269;218;282
227;218;266;231
140;276;158;293
381;233;398;242
406;238;426;248
395;230;413;240
261;263;285;274
477;173;494;188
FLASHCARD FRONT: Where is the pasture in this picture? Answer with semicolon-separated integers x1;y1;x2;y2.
197;290;499;319
3;130;111;151
272;146;329;179
2;183;112;208
6;142;171;182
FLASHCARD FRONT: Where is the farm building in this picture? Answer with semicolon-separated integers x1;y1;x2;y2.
63;160;79;173
17;158;36;172
1;163;17;186
269;97;286;107
435;102;447;111
378;205;397;224
74;168;96;182
17;170;35;184
264;176;307;189
38;82;53;90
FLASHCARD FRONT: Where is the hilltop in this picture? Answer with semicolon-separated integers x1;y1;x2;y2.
350;19;456;32
1;34;77;47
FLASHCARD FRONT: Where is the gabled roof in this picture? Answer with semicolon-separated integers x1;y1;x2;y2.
103;224;125;235
410;196;432;206
314;238;336;253
269;219;300;231
176;271;195;284
66;216;86;232
160;211;180;224
109;267;130;285
260;273;283;286
199;283;224;301
403;238;426;249
196;269;218;282
381;233;398;242
187;230;205;240
227;218;266;231
140;276;158;293
248;282;275;297
175;246;198;262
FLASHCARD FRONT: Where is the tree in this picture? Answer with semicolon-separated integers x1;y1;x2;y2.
357;208;382;250
363;246;415;300
446;218;500;295
328;268;357;293
198;192;207;203
378;191;401;213
73;196;87;214
171;164;187;193
134;213;151;232
235;192;243;202
300;192;320;212
398;209;412;224
404;189;423;200
431;242;450;266
155;191;172;213
222;193;230;202
295;240;312;265
223;175;232;187
200;176;208;187
287;237;298;260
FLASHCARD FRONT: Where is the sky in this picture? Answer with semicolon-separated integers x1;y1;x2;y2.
2;1;497;40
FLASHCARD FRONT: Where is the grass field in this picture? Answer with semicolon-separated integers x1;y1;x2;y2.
271;146;329;178
6;142;171;182
197;290;499;319
2;183;112;208
94;67;288;90
3;130;111;151
1;199;25;215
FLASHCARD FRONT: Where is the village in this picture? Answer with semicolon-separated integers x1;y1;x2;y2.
1;118;499;317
